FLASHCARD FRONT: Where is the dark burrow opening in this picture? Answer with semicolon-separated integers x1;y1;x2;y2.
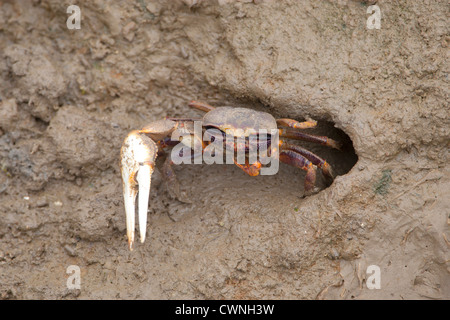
243;105;358;191
214;98;359;191
292;119;358;184
168;102;359;199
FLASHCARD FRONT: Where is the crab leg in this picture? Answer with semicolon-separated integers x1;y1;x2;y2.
188;100;216;112
276;118;317;129
279;128;342;150
279;149;317;193
234;159;262;176
279;141;334;180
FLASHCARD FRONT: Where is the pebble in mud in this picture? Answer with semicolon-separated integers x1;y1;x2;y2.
34;198;49;208
0;99;19;132
63;245;77;257
122;21;137;42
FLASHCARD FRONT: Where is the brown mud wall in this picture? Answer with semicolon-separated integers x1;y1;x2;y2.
0;0;448;299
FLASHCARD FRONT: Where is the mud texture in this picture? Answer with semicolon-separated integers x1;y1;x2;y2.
0;0;448;299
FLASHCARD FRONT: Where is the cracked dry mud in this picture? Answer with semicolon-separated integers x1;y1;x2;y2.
0;0;448;299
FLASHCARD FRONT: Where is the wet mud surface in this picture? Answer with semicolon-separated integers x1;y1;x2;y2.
0;0;449;299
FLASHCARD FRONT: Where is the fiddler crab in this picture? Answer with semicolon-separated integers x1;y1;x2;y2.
120;101;341;250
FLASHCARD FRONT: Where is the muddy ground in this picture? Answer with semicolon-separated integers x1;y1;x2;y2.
0;0;448;299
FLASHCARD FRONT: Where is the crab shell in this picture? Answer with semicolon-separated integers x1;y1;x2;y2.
202;107;278;137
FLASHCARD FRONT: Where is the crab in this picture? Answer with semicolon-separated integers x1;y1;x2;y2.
120;101;341;250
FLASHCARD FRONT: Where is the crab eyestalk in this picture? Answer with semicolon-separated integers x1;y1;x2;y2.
120;131;157;250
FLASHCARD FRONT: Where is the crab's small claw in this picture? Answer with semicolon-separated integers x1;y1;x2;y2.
120;130;157;250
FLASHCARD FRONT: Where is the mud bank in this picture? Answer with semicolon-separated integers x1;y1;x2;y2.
0;0;448;299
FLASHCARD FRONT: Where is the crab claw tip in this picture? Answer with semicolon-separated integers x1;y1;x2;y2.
137;163;152;244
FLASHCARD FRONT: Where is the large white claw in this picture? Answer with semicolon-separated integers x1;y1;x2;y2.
120;131;157;250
